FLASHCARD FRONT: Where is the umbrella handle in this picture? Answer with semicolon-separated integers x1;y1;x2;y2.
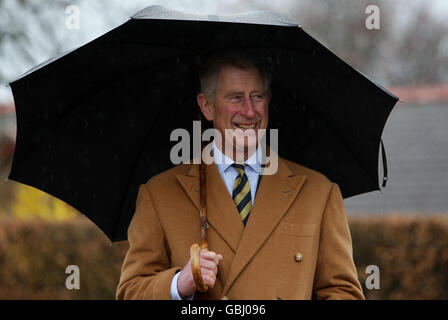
190;117;209;293
190;243;209;293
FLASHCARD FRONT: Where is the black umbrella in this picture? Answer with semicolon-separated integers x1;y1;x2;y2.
8;6;399;242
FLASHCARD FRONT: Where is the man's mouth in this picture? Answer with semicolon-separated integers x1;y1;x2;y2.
233;123;257;129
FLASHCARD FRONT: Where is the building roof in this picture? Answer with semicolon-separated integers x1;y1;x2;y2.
390;84;448;104
0;103;14;115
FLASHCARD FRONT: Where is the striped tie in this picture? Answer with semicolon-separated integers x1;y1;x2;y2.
232;164;252;225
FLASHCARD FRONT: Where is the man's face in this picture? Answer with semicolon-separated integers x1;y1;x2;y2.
199;65;270;159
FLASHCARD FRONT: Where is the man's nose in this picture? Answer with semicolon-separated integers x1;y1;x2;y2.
240;97;256;118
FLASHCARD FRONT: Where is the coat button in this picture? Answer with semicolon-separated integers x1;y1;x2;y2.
294;252;303;262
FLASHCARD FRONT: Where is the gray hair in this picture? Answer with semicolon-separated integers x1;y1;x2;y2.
199;51;271;103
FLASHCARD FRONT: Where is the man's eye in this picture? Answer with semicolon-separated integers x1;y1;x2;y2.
251;94;264;102
230;96;242;102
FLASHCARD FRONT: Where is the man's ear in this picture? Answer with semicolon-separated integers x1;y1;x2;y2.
197;93;214;121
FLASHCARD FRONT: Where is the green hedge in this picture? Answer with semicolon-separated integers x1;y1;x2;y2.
0;215;447;299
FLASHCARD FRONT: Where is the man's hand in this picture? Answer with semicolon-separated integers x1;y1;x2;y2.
177;250;223;298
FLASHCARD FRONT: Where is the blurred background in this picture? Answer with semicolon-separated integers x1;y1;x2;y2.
0;0;447;299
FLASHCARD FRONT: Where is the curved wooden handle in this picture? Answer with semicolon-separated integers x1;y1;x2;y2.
190;243;208;293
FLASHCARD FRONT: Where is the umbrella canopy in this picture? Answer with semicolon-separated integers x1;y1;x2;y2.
9;6;399;241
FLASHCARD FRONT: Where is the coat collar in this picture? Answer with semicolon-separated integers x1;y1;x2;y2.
176;152;307;295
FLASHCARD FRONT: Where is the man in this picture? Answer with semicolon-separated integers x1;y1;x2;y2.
116;52;364;300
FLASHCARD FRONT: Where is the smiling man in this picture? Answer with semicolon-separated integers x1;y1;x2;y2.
196;54;270;164
116;51;364;300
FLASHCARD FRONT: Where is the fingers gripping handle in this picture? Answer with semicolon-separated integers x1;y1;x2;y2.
190;243;209;293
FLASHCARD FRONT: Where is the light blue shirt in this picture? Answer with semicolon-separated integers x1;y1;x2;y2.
170;141;263;300
213;140;262;204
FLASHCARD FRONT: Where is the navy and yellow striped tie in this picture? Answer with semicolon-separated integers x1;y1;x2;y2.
232;164;252;225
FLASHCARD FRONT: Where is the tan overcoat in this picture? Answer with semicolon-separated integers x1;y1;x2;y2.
116;156;364;300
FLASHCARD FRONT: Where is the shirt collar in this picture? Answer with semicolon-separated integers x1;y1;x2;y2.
213;140;262;175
